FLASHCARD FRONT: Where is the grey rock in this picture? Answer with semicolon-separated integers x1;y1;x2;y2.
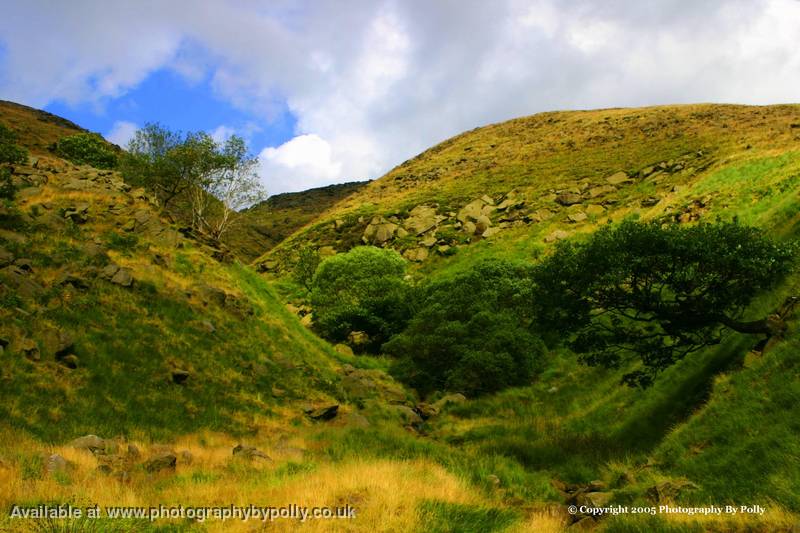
232;444;271;461
305;404;339;421
144;453;177;473
70;435;106;454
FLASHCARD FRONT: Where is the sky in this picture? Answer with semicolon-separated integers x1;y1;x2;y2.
1;1;800;195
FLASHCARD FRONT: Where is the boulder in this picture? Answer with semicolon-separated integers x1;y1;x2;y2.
305;404;339;421
567;212;587;223
196;284;227;307
70;435;107;454
577;491;612;508
462;221;476;235
54;272;91;290
415;403;439;420
544;230;570;243
0;265;43;298
403;247;429;262
333;344;354;357
587;185;616;198
363;219;398;245
110;268;133;287
420;235;437;247
585;204;605;217
482;227;501;238
474;215;492;234
606;171;631;185
62;203;90;224
171;369;190;385
640;196;660;207
347;331;369;347
555;192;582;206
457;199;486;223
144;453;177;473
404;205;439;235
393;405;423;426
232;444;271;461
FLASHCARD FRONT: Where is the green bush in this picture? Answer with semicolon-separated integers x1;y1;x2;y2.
1;123;28;200
293;245;321;290
385;259;545;396
311;246;412;352
53;132;118;169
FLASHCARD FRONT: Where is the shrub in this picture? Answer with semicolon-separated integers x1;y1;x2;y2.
0;123;28;200
53;132;118;169
311;246;412;352
293;245;321;290
385;259;545;396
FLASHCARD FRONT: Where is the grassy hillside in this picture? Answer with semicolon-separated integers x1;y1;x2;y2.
3;101;800;532
223;181;369;262
256;104;800;273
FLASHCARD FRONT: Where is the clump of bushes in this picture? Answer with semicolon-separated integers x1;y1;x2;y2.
385;259;545;397
53;132;118;169
311;246;412;352
1;123;28;200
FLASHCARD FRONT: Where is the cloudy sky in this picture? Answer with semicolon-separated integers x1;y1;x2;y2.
2;1;799;194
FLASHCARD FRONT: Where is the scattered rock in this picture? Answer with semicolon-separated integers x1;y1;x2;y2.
457;199;486;223
415;403;439;420
640;196;660;207
482;227;501;238
544;230;570;243
305;404;339;421
587;185;616;198
54;272;91;290
70;435;107;454
0;265;44;298
420;235;437;247
567;212;587;223
110;268;134;287
144;453;177;473
334;344;354;356
46;454;70;475
404;205;439;235
62;203;90;224
179;450;194;465
606;171;631;185
363;219;398;245
585;204;605;217
171;369;190;385
462;221;477;235
232;444;271;461
393;405;423;426
196;284;227;306
347;331;369;347
555;192;582;206
403;247;429;262
577;491;612;508
474;215;492;234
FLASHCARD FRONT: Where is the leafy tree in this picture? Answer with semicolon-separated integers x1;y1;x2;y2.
121;124;219;209
53;132;118;169
311;246;412;352
189;135;266;241
532;220;796;387
293;245;321;290
385;259;545;396
0;123;27;199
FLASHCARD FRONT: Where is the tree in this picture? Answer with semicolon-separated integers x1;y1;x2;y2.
293;246;321;290
532;220;796;387
121;124;219;210
311;246;412;352
190;135;266;241
385;259;545;396
0;124;27;200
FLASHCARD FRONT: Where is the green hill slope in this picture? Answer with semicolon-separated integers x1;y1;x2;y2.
255;104;800;274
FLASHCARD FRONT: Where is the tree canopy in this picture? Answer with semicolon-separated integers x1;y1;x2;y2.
532;220;796;387
385;259;544;396
311;246;412;352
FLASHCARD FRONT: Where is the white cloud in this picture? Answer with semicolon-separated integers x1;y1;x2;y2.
2;0;800;193
105;120;138;147
210;125;235;144
258;134;342;194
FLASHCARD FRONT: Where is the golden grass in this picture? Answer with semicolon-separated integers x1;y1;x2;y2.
0;428;507;533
